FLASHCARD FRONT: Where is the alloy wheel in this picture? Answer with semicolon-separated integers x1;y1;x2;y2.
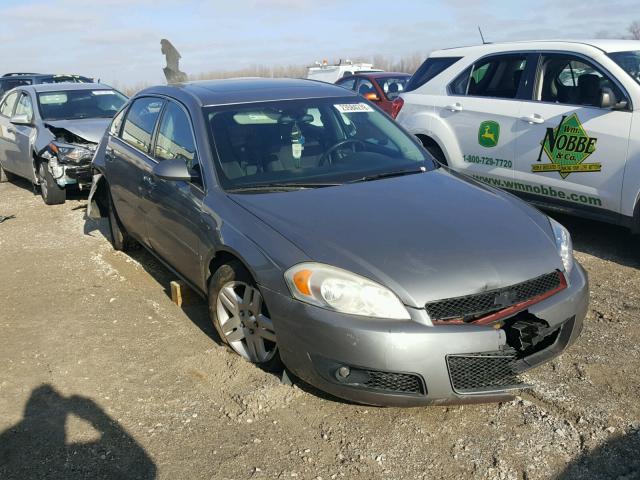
216;281;277;363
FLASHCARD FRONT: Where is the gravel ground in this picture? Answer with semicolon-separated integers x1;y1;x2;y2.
0;177;639;480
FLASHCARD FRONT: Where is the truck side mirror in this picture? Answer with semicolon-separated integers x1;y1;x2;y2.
599;87;627;110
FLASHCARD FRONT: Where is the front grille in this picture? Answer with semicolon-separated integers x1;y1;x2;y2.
425;271;562;322
447;352;526;394
362;370;424;394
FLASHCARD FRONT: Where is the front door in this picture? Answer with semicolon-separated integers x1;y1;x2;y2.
514;53;633;213
145;100;206;287
11;92;36;180
434;53;536;184
0;91;21;175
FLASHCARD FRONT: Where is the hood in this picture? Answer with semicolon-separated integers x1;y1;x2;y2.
231;170;563;308
44;118;111;144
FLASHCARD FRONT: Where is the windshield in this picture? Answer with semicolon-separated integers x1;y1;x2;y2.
609;50;640;85
37;89;127;121
206;97;434;190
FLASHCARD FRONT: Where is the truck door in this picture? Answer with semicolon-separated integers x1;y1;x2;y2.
431;53;536;184
513;53;632;214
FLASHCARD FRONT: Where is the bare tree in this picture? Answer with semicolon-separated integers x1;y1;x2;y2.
629;21;640;40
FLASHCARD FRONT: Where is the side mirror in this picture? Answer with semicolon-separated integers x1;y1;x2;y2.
152;158;199;182
363;92;380;102
599;87;628;110
10;114;32;126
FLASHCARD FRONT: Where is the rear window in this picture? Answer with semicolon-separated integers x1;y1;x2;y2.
405;57;461;91
0;78;32;96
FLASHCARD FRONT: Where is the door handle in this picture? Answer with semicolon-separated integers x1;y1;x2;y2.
7;126;16;134
142;175;156;188
445;103;463;112
520;114;544;124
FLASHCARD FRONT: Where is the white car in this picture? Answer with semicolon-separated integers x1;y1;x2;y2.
395;40;640;232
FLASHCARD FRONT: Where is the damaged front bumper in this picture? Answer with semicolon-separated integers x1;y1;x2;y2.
40;145;95;189
262;262;588;407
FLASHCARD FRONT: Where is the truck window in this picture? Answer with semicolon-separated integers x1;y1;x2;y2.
406;57;461;91
538;54;626;107
467;54;528;99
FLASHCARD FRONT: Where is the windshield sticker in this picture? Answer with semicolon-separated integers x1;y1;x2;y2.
92;90;115;95
478;120;500;148
39;93;68;104
532;113;600;178
334;103;374;113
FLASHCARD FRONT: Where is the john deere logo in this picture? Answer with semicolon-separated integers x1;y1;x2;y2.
478;121;500;148
533;113;600;178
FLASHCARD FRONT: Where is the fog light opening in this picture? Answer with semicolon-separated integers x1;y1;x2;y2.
337;366;351;379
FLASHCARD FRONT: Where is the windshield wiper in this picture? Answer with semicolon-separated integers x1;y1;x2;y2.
227;182;341;193
347;166;427;184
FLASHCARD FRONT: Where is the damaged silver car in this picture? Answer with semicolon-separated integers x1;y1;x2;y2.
0;83;127;204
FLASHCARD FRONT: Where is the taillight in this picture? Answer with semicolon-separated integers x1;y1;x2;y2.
390;97;404;119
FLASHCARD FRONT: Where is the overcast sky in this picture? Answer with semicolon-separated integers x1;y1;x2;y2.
1;0;638;87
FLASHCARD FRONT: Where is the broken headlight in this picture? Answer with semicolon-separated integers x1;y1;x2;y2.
549;217;574;274
49;142;94;164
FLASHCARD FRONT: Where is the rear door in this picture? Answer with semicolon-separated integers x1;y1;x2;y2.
0;91;20;175
431;53;536;184
107;96;164;242
145;100;206;286
513;52;632;214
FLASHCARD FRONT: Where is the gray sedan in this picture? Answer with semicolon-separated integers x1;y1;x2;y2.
88;78;588;406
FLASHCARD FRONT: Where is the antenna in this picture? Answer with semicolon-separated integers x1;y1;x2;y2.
478;26;488;44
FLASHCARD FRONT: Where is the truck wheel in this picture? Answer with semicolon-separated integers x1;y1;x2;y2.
209;260;283;372
38;162;66;205
107;191;137;251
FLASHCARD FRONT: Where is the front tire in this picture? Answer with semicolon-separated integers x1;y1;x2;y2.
209;261;282;372
38;162;66;205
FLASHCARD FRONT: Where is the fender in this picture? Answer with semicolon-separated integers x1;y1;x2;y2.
200;200;309;297
405;110;465;171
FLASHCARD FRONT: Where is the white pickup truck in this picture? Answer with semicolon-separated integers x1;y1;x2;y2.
395;40;640;232
307;61;382;83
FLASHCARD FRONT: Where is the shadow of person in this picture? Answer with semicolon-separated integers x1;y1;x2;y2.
0;385;156;480
556;430;640;479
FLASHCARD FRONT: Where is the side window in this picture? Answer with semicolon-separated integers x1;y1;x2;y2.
109;107;126;136
467;54;528;99
336;78;356;91
14;93;33;122
449;66;472;95
121;97;164;153
538;54;625;107
154;102;197;169
407;56;462;91
0;91;19;117
357;79;376;96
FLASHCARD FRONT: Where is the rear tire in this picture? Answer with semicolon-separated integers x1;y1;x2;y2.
208;260;283;372
107;191;137;251
38;162;66;205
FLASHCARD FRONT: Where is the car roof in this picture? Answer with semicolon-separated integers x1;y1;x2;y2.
430;39;640;57
138;78;358;107
21;82;114;93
